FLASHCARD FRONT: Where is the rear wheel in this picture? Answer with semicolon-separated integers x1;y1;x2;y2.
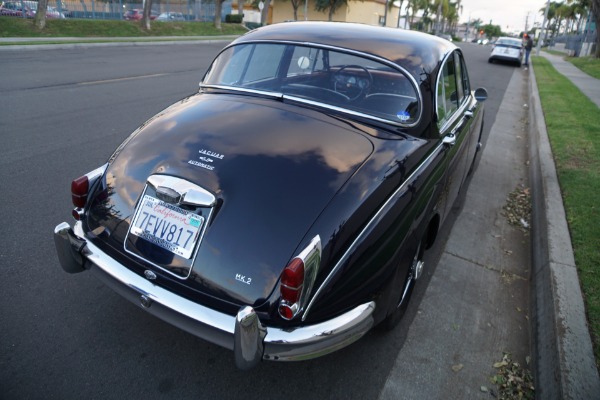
380;239;425;330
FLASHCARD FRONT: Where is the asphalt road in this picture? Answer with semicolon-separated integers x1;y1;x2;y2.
0;42;522;399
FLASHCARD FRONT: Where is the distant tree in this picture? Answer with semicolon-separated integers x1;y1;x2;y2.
405;0;427;29
280;0;304;20
482;23;502;38
395;0;405;28
215;0;226;28
431;0;449;34
567;0;590;33
591;0;600;57
260;0;271;24
33;0;48;29
142;0;153;30
237;0;245;20
314;0;348;21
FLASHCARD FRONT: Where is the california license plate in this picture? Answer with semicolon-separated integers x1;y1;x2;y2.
129;195;204;259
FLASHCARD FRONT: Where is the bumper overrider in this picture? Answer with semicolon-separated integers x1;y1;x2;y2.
54;221;375;369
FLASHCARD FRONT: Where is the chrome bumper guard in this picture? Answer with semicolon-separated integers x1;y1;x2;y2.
54;221;376;369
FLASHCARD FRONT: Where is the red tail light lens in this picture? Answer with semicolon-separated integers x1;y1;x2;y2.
277;235;322;321
279;258;304;320
280;258;304;304
71;175;89;208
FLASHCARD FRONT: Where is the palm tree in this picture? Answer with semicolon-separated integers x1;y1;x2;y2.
396;0;405;28
593;0;600;57
446;2;459;35
566;0;590;33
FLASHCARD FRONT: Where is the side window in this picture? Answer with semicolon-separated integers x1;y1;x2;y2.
437;53;459;127
454;53;465;104
460;55;471;97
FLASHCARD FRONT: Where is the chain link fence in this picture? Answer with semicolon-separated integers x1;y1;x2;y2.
25;0;232;22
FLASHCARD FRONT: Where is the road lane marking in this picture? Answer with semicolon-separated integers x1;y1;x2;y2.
78;73;167;86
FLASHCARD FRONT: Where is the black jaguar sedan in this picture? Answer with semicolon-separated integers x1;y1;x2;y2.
54;21;487;369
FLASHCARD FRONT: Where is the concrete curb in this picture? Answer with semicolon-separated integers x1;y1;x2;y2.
528;63;600;399
0;36;239;51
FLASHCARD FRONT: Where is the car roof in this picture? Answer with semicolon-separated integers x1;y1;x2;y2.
497;37;521;42
232;21;457;81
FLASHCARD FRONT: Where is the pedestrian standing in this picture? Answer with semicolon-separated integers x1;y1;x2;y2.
523;34;533;68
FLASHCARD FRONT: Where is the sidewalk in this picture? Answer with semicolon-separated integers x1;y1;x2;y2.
528;51;600;399
538;51;600;108
380;54;533;400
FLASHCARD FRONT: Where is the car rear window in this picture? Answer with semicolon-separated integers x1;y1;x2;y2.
495;39;522;49
203;43;420;126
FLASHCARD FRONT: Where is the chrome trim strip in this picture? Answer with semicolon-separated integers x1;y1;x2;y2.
303;141;446;319
200;84;283;100
203;85;416;128
263;301;375;361
57;221;375;366
279;235;321;321
147;174;216;207
86;163;109;183
72;220;234;344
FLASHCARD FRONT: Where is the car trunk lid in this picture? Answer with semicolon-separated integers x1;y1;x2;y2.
86;93;374;307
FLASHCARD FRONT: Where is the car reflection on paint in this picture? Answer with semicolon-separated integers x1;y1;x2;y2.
54;21;488;370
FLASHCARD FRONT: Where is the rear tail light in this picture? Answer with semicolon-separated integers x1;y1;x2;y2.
70;164;108;221
278;236;321;321
71;176;89;208
279;258;304;319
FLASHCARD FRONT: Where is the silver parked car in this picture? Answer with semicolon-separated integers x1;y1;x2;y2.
488;37;524;66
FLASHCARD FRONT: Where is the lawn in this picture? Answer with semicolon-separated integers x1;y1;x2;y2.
533;55;600;367
0;16;248;38
570;56;600;80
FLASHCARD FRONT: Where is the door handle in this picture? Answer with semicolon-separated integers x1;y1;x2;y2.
443;133;456;146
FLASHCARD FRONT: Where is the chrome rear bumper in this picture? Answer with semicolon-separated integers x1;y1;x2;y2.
54;221;375;369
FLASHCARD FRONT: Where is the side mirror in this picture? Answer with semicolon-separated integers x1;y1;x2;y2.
474;87;488;102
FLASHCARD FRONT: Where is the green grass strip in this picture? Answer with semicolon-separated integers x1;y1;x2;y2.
533;55;600;367
570;56;600;80
0;16;248;38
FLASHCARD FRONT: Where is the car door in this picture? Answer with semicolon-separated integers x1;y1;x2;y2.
436;50;475;220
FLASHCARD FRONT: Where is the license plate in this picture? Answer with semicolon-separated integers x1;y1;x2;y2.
129;195;204;259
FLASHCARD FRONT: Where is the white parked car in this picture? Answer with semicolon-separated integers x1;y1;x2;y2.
488;37;524;66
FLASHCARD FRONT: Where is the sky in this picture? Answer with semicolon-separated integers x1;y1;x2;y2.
459;0;551;33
